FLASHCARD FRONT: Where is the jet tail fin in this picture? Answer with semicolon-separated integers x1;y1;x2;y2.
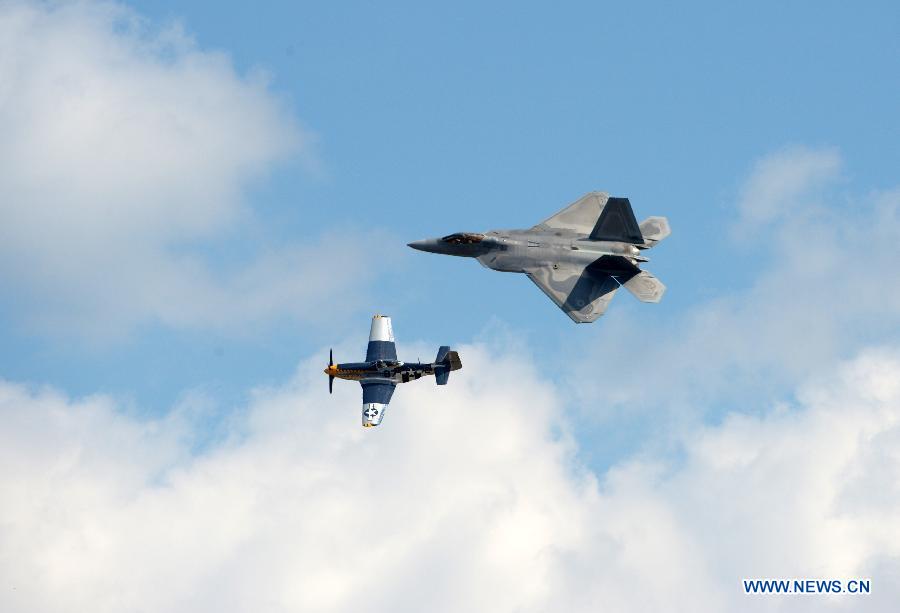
434;346;462;385
589;197;644;244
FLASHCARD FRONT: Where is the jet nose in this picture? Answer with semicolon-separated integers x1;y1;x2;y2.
407;238;440;253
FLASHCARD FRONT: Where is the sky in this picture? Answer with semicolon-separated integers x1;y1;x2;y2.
0;1;898;611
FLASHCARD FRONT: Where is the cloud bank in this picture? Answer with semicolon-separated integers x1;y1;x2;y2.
1;343;898;612
0;1;373;338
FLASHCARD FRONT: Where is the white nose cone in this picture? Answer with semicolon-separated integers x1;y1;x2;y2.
362;403;387;427
369;314;394;342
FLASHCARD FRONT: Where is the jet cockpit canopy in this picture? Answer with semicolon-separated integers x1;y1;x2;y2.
441;232;485;245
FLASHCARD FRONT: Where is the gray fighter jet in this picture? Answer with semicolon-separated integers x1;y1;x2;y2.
325;315;462;427
408;192;670;323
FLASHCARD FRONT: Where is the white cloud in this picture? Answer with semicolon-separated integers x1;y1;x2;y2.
1;343;899;612
0;1;369;338
734;145;842;229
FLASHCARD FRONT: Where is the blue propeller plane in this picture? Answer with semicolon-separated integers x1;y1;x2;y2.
325;315;462;427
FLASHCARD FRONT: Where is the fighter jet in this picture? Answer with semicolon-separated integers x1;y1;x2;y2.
324;314;462;427
408;192;670;323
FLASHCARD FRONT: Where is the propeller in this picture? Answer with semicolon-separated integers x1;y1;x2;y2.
328;348;334;394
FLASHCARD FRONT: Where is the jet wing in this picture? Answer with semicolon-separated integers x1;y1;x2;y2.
532;191;609;235
525;263;621;323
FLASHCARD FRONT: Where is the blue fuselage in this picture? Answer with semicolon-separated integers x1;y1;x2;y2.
330;360;436;384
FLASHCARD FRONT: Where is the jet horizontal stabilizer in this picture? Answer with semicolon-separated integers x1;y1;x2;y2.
638;216;671;248
622;270;666;303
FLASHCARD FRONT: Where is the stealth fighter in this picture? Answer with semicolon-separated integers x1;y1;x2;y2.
408;192;670;323
325;315;462;427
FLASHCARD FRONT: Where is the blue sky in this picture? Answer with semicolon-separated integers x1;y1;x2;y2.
3;0;897;411
1;2;899;611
